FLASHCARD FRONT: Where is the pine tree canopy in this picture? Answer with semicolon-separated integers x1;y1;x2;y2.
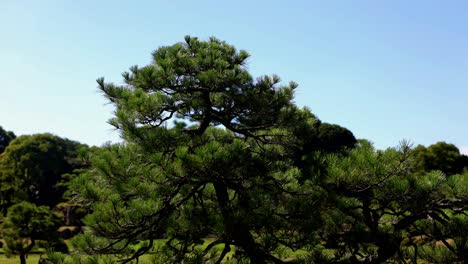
64;37;467;264
71;36;330;263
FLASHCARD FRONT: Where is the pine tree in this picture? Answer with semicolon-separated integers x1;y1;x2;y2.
308;140;468;263
69;36;332;263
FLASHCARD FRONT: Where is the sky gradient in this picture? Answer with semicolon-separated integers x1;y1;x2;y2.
1;0;467;153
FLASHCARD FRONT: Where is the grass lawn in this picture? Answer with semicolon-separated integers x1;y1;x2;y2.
0;254;41;264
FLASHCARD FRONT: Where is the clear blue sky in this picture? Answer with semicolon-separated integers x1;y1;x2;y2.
1;0;467;153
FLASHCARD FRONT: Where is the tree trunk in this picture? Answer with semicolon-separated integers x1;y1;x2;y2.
213;181;269;264
20;253;26;264
19;240;35;264
66;205;71;225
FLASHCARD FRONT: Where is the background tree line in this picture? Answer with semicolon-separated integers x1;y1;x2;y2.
1;36;468;263
0;129;91;263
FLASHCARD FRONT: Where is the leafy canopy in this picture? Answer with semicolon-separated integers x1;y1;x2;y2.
1;202;63;264
413;142;468;175
0;133;84;212
0;125;15;154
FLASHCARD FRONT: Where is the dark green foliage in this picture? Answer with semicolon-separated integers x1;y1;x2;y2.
1;202;64;264
413;142;468;175
316;123;356;153
417;213;468;263
286;110;356;182
307;141;468;263
0;125;16;154
68;36;332;263
55;36;466;264
0;134;85;212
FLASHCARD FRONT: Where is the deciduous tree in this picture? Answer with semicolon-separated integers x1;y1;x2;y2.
0;126;15;154
0;134;84;212
413;142;468;176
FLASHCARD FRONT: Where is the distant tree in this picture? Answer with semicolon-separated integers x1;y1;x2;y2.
1;202;63;264
460;154;468;171
317;122;356;152
289;115;356;181
413;142;467;175
0;134;85;213
58;145;100;227
0;126;16;154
